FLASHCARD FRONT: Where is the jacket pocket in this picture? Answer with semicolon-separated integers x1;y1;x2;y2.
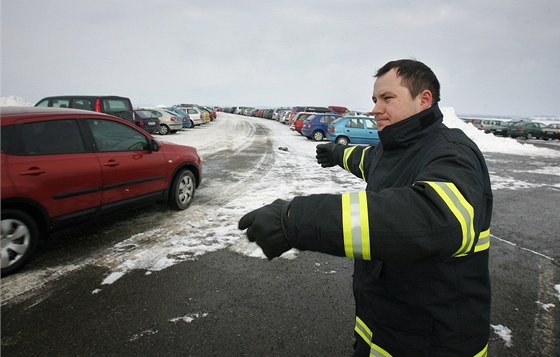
361;298;433;356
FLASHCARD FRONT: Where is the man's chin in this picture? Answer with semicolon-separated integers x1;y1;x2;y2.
377;121;389;131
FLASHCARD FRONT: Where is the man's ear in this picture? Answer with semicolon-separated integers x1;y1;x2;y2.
419;90;433;110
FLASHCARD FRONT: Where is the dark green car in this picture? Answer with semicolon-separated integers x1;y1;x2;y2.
508;121;547;139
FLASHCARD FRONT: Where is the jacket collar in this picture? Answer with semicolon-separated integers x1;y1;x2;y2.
378;104;443;149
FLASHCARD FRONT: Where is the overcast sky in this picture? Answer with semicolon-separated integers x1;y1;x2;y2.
2;0;559;117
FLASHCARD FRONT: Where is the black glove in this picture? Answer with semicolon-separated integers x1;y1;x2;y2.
316;142;337;167
238;199;292;260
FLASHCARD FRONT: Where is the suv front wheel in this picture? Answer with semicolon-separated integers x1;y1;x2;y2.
168;169;196;210
1;209;40;276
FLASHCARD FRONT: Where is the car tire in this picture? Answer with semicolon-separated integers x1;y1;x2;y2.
526;133;533;139
1;209;40;276
336;136;349;145
190;120;195;128
160;125;170;135
168;169;196;210
312;130;324;141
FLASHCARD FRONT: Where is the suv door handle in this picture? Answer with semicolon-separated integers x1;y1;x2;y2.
102;160;120;167
20;167;46;176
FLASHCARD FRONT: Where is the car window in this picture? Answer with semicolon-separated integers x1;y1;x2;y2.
148;110;162;118
72;98;93;110
87;119;149;152
52;99;71;108
12;119;85;155
103;99;131;112
35;99;50;107
345;118;363;129
366;119;377;129
135;110;157;119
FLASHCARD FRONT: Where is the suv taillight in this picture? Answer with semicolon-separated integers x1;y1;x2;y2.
95;99;102;112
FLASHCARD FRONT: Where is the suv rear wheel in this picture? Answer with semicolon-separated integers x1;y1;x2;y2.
168;169;196;210
1;209;40;276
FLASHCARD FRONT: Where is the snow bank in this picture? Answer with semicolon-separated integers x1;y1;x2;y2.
0;96;32;106
441;107;558;157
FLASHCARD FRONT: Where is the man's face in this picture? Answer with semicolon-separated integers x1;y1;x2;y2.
372;68;429;131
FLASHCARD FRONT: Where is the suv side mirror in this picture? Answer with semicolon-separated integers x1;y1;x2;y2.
150;139;159;152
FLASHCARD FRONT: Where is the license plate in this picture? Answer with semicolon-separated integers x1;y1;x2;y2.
148;121;156;125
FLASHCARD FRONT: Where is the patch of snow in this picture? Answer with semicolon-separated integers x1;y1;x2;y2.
129;329;158;342
491;324;513;347
169;312;209;324
101;271;125;285
536;301;555;312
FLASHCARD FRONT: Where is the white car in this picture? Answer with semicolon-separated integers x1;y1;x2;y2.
141;107;183;135
177;107;205;126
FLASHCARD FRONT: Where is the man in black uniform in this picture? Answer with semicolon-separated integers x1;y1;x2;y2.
239;59;492;356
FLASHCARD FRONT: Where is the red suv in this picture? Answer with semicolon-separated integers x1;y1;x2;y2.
1;107;202;276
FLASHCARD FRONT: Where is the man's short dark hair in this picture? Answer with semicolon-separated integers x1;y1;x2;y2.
375;59;441;104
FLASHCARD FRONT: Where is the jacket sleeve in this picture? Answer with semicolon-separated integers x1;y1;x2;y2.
287;144;492;264
332;144;376;181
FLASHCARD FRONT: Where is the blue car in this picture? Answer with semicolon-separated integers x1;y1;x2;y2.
166;107;194;128
300;113;342;141
327;116;379;145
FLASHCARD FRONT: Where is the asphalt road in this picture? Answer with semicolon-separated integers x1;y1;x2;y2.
1;116;559;356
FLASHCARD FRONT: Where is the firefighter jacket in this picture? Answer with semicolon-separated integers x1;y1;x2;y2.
286;104;492;357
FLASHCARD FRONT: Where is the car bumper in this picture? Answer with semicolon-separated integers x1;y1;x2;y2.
542;132;560;139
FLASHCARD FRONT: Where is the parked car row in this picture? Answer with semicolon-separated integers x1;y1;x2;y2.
219;105;380;145
33;95;218;136
1;95;209;276
461;117;560;140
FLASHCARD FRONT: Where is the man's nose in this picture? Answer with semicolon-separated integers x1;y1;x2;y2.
372;101;382;115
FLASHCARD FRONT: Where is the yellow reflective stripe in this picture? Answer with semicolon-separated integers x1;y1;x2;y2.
343;146;358;172
370;342;392;357
473;343;488;357
355;316;392;357
342;193;353;257
474;229;490;252
422;181;475;257
341;192;371;260
355;316;372;344
358;146;371;180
